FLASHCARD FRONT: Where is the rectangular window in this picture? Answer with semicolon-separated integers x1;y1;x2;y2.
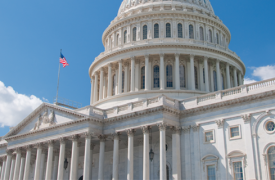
205;131;214;143
233;162;244;180
230;126;240;138
207;165;216;180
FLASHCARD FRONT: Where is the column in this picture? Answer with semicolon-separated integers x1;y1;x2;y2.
107;63;112;97
199;62;204;91
210;64;214;92
39;150;46;180
1;158;6;180
226;63;231;89
13;149;21;180
126;129;135;180
124;63;129;93
145;55;149;91
118;60;123;94
158;123;167;180
160;54;165;90
3;151;12;180
112;133;120;180
130;57;135;92
238;72;243;86
135;60;140;91
172;127;182;180
45;141;54;180
83;133;91;180
141;126;150;180
51;151;59;180
70;135;79;180
90;78;94;105
190;55;195;90
9;156;15;180
175;54;180;90
34;144;42;180
233;68;238;87
94;72;98;102
216;60;222;91
99;68;104;100
204;57;210;92
23;146;31;180
90;144;95;180
98;135;106;180
57;138;66;180
18;156;25;180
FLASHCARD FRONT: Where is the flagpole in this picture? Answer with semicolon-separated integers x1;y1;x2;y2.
56;49;62;103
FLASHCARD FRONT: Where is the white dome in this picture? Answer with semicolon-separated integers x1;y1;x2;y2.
118;0;214;15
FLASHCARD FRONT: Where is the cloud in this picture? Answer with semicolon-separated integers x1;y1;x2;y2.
0;81;43;127
252;65;275;80
244;78;257;85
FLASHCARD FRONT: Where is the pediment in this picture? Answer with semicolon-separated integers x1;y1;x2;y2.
4;103;90;138
227;150;246;158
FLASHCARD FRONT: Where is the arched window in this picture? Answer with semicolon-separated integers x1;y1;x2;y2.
209;30;212;43
153;65;160;88
268;146;275;179
178;23;183;38
166;23;171;38
194;66;198;89
166;65;173;87
180;65;185;88
112;74;116;96
141;66;145;89
122;71;125;93
222;74;225;90
124;30;127;44
199;27;204;41
133;27;137;41
216;33;219;44
213;70;217;91
154;24;159;38
189;25;194;39
143;25;147;40
116;34;119;46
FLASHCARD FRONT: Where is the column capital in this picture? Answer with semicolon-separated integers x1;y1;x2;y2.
98;135;107;142
215;59;220;63
15;147;22;153
112;132;121;140
58;137;67;144
159;53;164;58
191;124;200;132
94;71;98;76
34;142;43;149
118;59;123;63
83;132;93;139
108;63;113;68
70;134;80;141
171;126;182;134
190;54;195;59
175;53;180;58
141;126;151;134
182;126;190;133
6;149;13;155
242;114;251;123
46;140;55;146
144;54;149;59
204;56;209;60
215;119;224;128
157;123;167;131
130;56;135;61
126;129;136;136
23;145;32;151
123;62;129;67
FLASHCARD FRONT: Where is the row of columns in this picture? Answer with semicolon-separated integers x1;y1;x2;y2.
91;54;244;104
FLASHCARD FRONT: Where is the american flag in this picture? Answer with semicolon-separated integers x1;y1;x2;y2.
59;53;69;68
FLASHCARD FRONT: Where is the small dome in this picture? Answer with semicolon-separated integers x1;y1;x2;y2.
118;0;214;15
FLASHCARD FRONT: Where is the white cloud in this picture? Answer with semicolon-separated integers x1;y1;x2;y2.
252;65;275;80
0;81;43;127
244;78;257;85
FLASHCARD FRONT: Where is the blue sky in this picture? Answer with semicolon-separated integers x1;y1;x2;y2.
0;0;275;136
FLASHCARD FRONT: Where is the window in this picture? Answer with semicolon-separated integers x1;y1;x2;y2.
213;70;217;91
166;165;169;180
153;65;160;88
141;66;145;89
178;23;183;38
209;30;212;43
194;66;198;89
117;34;119;46
207;165;216;180
133;27;137;41
124;30;127;44
268;146;275;180
122;71;125;93
233;162;244;180
205;131;214;143
166;65;173;87
189;25;194;39
216;33;219;44
112;74;116;96
230;126;240;139
266;121;275;132
200;27;204;41
154;24;159;38
222;74;225;90
203;68;205;83
166;23;171;38
143;25;147;40
180;65;186;88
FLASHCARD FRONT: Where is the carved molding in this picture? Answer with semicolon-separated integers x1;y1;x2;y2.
157;123;167;131
215;119;224;128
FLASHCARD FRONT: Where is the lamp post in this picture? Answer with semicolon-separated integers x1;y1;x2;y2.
149;128;154;162
64;158;68;170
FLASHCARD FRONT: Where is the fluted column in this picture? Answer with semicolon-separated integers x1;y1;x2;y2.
107;63;112;97
216;60;222;91
99;68;104;100
142;126;150;180
57;138;66;180
145;55;149;91
204;57;210;92
135;60;140;91
190;55;195;90
45;141;54;180
18;156;25;180
9;156;15;180
13;149;21;180
98;135;106;180
172;127;182;180
83;133;91;180
127;129;135;180
124;63;129;93
3;151;12;180
130;57;135;92
158;123;167;180
226;63;231;89
118;60;123;94
23;146;31;180
90;78;94;105
1;158;6;180
70;135;79;180
112;133;120;180
52;151;59;180
94;72;98;102
238;72;242;86
175;54;180;90
39;150;46;180
233;68;238;87
34;144;42;180
90;144;95;180
160;54;165;90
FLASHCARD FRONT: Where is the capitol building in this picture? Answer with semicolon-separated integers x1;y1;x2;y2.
1;0;275;180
